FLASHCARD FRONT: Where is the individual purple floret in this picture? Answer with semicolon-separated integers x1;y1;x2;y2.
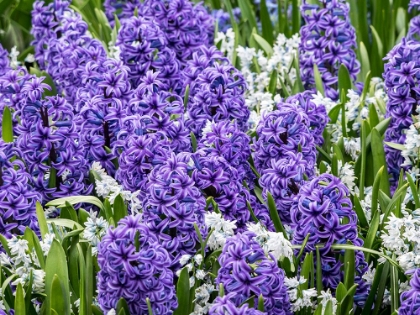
399;269;420;315
97;215;178;315
252;102;316;177
290;174;370;305
408;16;420;41
116;16;181;90
185;47;249;137
216;231;292;315
299;0;360;100
383;38;420;191
286;91;329;146
142;152;207;266
210;293;266;315
0;140;40;238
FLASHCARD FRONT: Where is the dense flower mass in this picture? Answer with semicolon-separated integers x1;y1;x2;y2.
291;174;370;305
216;231;292;315
97;215;177;314
383;38;420;190
2;0;420;314
299;0;360;100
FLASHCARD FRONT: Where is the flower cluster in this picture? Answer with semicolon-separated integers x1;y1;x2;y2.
291;174;370;305
142;153;206;264
299;0;360;100
216;231;292;315
383;38;420;190
381;211;420;271
185;47;249;137
0;140;40;237
97;215;177;315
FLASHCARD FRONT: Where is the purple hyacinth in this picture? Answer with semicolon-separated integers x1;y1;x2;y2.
252;101;316;177
210;293;266;315
76;59;132;176
104;0;141;27
299;0;360;100
290;174;370;305
142;152;206;265
195;121;273;231
31;0;71;69
286;91;329;146
0;140;40;238
140;0;214;66
97;215;177;315
16;78;92;201
383;38;420;191
198;120;254;184
116;16;181;90
185;47;250;137
399;269;420;314
216;231;292;315
259;151;308;225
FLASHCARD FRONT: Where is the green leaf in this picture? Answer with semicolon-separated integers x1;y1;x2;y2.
2;106;13;143
46;218;83;230
324;300;333;315
313;64;325;96
344;245;355;290
183;85;190;110
371;129;391;196
316;247;322;294
268;70;277;95
361;262;388;315
359;41;371;81
406;172;420;209
113;194;127;224
14;282;25;315
257;294;264;312
259;0;273;44
45;240;71;315
46;196;104;210
190;131;197;152
237;0;257;30
390;255;399;313
50;275;67;315
35;201;49;240
253;33;273;56
328;104;342;123
173;267;190;315
338;64;352;101
359;120;368;198
368;103;380;128
384;141;405;151
266;192;287;238
116;298;130;315
146;298;153;315
246;201;259;223
353;194;369;228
